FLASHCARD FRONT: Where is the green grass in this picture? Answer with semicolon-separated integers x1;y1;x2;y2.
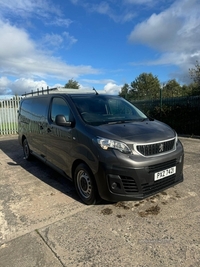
0;122;18;134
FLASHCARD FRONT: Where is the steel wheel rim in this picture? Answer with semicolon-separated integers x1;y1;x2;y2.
23;141;29;158
77;170;92;199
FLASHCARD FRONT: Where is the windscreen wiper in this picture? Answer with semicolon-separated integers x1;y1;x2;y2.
107;118;149;124
107;120;135;124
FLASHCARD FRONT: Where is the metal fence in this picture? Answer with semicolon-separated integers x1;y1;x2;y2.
0;95;199;136
0;97;22;135
132;95;200;136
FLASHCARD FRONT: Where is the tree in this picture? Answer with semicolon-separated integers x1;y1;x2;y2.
181;84;192;96
162;79;181;98
130;73;160;100
189;61;200;95
119;83;129;99
189;61;200;86
64;79;80;89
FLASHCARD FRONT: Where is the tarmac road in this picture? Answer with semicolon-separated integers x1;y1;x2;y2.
0;135;200;267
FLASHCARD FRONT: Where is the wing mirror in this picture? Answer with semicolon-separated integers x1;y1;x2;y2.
55;115;72;127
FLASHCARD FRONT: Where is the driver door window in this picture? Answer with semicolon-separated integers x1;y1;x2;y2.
51;97;71;123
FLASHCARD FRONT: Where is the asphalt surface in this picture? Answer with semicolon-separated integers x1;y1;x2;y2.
0;135;200;267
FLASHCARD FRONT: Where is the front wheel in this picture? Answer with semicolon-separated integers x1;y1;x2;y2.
22;139;32;160
74;163;98;205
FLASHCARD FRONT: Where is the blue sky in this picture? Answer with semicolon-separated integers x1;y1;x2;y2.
0;0;199;96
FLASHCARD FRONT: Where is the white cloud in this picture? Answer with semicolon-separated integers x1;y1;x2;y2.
129;12;182;52
42;33;64;48
0;77;64;96
0;21;35;58
0;77;11;87
128;0;200;83
124;0;174;7
9;78;48;96
122;12;136;23
124;0;155;4
47;18;73;27
103;82;122;95
78;78;123;95
41;32;77;49
63;32;78;48
128;1;200;53
0;0;61;19
70;0;79;4
90;2;110;15
0;77;12;94
71;1;136;23
81;78;116;85
0;20;99;95
0;0;72;31
0;77;47;96
80;79;123;94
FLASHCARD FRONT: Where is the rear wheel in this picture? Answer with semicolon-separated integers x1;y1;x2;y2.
22;139;32;160
74;163;98;205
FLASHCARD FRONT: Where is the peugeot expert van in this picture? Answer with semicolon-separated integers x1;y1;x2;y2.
18;88;184;204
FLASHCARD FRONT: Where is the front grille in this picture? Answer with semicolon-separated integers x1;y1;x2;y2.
141;175;176;195
148;159;177;173
120;176;138;193
136;139;175;156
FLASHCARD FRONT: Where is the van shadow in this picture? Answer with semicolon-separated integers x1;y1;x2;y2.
0;136;81;203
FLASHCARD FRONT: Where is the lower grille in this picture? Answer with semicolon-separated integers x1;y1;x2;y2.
141;175;176;195
120;176;138;193
148;159;177;173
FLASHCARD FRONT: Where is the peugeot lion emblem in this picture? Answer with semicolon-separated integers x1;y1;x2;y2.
159;143;164;153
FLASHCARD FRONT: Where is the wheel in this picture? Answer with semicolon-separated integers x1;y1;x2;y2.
74;163;98;205
22;139;32;160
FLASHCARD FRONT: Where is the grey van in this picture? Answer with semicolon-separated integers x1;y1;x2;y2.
18;88;184;205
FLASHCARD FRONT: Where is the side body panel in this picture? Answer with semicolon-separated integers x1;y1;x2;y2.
18;97;49;157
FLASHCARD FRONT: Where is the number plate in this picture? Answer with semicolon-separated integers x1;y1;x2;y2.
154;166;176;181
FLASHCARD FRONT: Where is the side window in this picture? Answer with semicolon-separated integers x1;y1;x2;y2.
20;97;48;122
32;98;48;121
20;99;32;119
50;97;71;123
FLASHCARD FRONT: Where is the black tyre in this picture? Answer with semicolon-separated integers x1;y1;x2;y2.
74;163;97;205
22;139;32;160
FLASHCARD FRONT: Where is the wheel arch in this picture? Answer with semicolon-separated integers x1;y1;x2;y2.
71;159;91;181
22;134;27;143
72;160;100;205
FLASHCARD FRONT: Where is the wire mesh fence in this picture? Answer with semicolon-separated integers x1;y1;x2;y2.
132;95;200;136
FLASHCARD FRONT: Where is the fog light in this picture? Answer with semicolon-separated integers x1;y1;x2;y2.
111;182;117;190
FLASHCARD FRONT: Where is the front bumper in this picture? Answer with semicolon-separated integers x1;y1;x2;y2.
94;144;184;202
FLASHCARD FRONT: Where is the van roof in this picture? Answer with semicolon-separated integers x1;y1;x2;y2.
22;87;98;97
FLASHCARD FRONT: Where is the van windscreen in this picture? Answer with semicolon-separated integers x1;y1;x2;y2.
71;95;147;126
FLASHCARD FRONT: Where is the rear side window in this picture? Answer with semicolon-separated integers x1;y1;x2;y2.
20;99;32;119
32;98;48;121
50;97;71;123
20;97;48;121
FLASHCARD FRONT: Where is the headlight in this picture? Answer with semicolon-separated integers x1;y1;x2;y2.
175;132;178;145
97;137;131;154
